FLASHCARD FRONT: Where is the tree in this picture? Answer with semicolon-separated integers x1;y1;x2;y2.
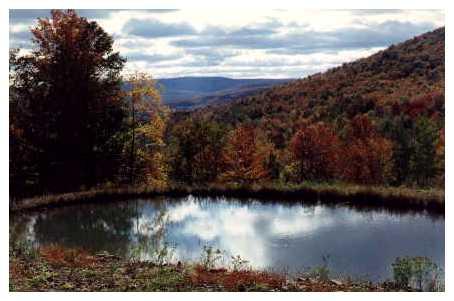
379;114;413;185
409;117;439;186
168;118;227;184
289;122;340;182
121;72;168;187
10;9;126;193
340;115;394;185
220;125;274;184
9;48;38;195
435;128;445;187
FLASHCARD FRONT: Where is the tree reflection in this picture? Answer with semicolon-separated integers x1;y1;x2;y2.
130;199;174;262
31;202;138;256
10;214;35;247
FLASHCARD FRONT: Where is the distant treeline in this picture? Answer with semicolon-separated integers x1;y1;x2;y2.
9;10;444;197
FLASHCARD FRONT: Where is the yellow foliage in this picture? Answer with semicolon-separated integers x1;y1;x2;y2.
122;72;169;187
219;126;274;184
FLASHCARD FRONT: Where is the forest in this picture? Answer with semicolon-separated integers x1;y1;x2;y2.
9;10;445;199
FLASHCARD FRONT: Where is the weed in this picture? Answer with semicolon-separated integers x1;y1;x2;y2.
309;255;331;282
230;255;250;272
200;245;224;270
145;267;185;291
152;242;175;266
128;241;175;266
392;256;443;291
127;245;142;263
10;239;39;260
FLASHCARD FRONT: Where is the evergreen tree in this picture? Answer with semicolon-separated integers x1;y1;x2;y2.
409;117;439;186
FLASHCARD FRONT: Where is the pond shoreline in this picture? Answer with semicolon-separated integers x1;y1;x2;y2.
10;245;412;292
10;183;444;214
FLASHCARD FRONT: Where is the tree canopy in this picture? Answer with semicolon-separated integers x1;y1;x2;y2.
10;9;126;194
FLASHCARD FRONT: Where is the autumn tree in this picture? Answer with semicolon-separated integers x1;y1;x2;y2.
289;122;340;182
120;72;168;187
168;118;227;184
435;128;445;186
340;115;394;185
220;125;274;184
10;10;126;194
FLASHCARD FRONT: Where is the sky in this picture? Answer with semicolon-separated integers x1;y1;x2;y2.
9;9;444;79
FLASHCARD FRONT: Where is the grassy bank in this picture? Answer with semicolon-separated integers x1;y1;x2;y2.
10;244;405;292
10;182;444;213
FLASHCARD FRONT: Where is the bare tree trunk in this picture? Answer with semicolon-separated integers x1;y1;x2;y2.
130;101;136;184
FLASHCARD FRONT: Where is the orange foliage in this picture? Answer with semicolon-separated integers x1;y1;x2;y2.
290;122;340;181
39;245;97;267
191;264;285;291
194;28;444;153
220;125;273;184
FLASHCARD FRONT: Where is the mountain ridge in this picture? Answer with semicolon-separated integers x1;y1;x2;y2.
190;27;444;146
156;77;292;110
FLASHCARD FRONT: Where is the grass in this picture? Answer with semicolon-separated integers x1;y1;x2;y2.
10;182;444;214
10;244;398;292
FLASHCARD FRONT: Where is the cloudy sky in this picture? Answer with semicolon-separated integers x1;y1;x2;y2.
9;9;444;79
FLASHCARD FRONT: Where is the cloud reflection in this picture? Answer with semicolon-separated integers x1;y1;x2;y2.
133;196;368;269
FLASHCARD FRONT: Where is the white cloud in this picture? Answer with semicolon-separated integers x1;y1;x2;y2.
9;9;444;78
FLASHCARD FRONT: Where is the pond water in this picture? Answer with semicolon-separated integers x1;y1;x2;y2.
10;196;444;282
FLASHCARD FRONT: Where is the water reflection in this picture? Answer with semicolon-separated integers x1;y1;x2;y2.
10;196;444;281
12;202;137;255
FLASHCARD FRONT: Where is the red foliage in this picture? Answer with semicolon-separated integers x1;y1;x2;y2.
340;116;394;185
290;122;340;181
392;92;445;118
39;245;97;267
346;115;378;139
193;28;444;156
191;264;285;291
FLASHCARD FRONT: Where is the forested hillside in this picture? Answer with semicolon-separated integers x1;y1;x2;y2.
9;10;444;197
170;27;445;187
196;27;444;139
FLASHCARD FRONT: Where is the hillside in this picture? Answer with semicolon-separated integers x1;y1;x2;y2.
156;77;291;109
192;27;444;146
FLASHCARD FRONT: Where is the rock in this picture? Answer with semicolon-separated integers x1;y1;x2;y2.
331;279;343;286
309;278;318;284
297;284;307;290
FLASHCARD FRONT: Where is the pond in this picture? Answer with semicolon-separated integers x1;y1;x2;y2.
10;196;444;282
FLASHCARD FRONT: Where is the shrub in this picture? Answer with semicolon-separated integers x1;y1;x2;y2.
392;256;442;291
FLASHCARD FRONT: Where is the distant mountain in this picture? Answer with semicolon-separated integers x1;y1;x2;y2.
156;77;292;110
